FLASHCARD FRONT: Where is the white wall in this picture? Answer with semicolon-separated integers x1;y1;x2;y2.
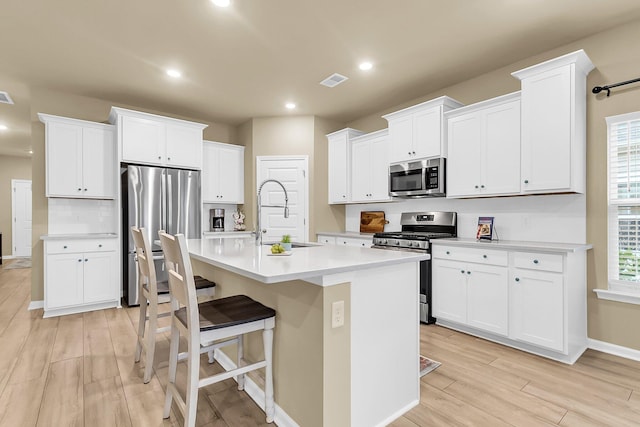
346;193;586;244
48;198;117;234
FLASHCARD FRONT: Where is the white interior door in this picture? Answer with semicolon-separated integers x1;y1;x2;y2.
257;156;308;243
12;179;32;258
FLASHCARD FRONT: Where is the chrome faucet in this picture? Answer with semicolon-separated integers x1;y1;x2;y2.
256;179;289;246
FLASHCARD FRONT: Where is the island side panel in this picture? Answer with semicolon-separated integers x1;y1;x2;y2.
191;259;326;427
350;262;421;427
322;282;351;426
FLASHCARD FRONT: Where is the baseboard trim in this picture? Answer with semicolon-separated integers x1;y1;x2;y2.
2;255;16;261
213;349;299;427
28;300;44;310
588;338;640;362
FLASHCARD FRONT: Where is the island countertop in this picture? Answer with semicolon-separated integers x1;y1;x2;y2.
187;237;428;285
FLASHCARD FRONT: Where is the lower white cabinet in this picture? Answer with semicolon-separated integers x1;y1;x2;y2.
432;248;508;336
317;234;372;248
431;240;588;364
44;237;119;317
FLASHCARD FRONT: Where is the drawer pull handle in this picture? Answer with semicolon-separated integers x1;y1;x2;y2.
446;251;450;255
533;259;539;264
63;246;67;249
467;271;471;275
98;244;102;248
483;254;487;259
515;277;520;282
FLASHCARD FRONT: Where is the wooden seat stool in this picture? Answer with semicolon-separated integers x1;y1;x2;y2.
158;231;276;426
131;226;217;383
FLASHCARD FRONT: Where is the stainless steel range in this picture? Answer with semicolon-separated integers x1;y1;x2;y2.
373;211;457;324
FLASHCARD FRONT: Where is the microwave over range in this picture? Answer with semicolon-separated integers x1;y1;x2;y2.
389;157;445;198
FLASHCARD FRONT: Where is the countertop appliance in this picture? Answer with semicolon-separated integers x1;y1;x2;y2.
389;157;445;198
372;211;457;324
210;208;225;232
122;164;201;306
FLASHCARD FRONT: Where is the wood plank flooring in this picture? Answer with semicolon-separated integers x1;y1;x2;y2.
1;261;640;426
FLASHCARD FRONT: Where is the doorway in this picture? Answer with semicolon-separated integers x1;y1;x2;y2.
256;156;308;243
12;179;32;258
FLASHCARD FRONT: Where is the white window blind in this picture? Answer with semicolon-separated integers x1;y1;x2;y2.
607;111;640;289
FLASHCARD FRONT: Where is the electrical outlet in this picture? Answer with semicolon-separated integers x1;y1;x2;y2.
332;300;344;328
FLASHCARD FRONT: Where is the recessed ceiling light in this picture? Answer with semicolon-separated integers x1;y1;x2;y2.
359;61;373;71
28;150;33;154
166;69;182;78
0;124;8;131
212;0;230;7
285;102;296;110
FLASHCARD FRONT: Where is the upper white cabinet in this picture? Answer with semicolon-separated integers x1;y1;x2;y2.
382;96;463;163
39;114;116;199
446;92;521;198
327;128;364;204
109;107;208;170
202;140;245;204
350;129;392;203
512;50;594;194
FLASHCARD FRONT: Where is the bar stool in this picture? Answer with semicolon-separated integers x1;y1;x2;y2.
131;227;217;383
158;231;276;426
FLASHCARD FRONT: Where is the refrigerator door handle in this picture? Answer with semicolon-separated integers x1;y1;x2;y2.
161;169;167;233
166;171;173;233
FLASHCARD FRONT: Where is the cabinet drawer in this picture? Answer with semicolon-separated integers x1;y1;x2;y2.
46;239;117;254
337;237;372;248
513;252;563;273
432;245;508;266
317;235;336;245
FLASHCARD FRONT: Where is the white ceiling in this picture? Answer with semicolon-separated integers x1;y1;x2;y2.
2;0;640;157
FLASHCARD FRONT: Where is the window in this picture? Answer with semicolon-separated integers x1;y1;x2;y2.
607;111;640;293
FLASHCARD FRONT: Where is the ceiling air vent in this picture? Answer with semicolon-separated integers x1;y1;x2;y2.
320;73;348;88
0;91;14;105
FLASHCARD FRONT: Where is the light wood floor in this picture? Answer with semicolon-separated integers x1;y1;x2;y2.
1;261;640;426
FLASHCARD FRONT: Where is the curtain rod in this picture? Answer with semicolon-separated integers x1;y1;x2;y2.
592;77;640;97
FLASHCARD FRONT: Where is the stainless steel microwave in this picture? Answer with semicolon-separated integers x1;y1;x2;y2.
389;157;445;198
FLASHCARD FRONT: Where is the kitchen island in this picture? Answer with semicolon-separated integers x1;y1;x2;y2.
187;237;427;427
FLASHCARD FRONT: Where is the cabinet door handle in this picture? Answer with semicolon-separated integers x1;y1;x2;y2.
533;259;539;264
85;259;88;262
524;179;529;184
168;157;171;161
475;185;479;189
158;156;162;160
483;254;487;259
84;188;88;191
480;185;485;189
467;271;471;275
446;251;450;255
98;244;102;248
515;277;520;282
77;188;82;191
78;259;82;262
460;270;465;274
408;151;411;155
63;245;68;249
412;151;416;155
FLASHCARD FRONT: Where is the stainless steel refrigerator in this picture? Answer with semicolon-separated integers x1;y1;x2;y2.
122;164;201;306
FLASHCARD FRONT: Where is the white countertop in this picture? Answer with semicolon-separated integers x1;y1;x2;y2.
431;237;593;253
40;233;118;241
316;231;376;239
187;237;427;284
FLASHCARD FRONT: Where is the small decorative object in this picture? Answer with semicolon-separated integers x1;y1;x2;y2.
233;210;246;231
280;234;292;252
476;217;494;241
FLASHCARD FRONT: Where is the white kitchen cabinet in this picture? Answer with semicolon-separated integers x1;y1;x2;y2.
382;96;463;163
109;107;207;170
431;239;589;364
350;129;391;203
43;237;119;317
317;235;336;244
432;246;508;336
202;141;245;204
39;114;116;199
327;128;364;204
446;93;521;198
511;268;564;352
512;49;594;194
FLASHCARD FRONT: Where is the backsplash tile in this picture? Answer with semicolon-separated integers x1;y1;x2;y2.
48;198;117;234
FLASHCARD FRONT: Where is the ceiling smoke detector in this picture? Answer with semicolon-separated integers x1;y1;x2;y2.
0;91;14;105
320;73;348;88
